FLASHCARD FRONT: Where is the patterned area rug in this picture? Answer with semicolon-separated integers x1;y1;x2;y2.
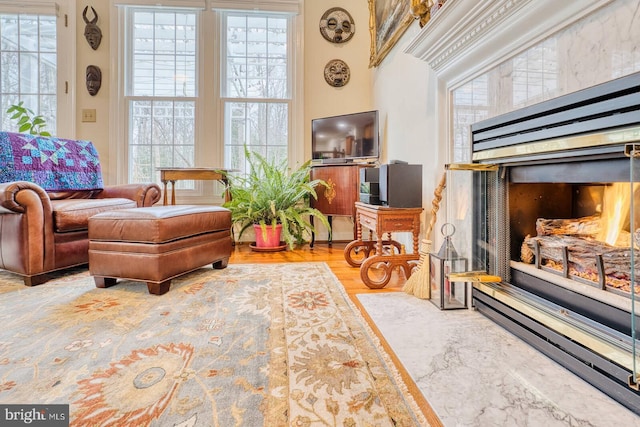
0;262;428;426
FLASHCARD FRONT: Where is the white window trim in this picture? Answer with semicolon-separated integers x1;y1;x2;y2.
290;5;303;167
110;2;204;187
211;0;299;14
0;1;59;15
112;0;205;7
109;1;128;184
0;0;76;138
57;0;75;138
215;6;304;167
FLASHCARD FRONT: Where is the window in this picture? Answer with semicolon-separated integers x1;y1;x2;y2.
221;12;291;173
0;12;56;133
125;8;198;184
0;1;72;136
113;2;300;195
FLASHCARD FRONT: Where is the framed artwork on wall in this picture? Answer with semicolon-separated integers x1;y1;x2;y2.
368;0;414;67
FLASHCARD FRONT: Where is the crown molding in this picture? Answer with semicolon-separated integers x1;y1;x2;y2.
404;0;614;85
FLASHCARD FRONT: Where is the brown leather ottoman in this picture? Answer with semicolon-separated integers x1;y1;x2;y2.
88;205;232;295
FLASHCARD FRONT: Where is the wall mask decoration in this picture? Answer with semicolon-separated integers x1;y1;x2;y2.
83;6;102;50
319;7;355;44
86;65;102;96
324;59;350;87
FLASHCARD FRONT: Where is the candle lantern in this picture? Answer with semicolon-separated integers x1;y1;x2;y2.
429;223;468;310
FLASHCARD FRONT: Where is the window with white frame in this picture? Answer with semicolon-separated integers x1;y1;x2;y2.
221;11;291;173
125;7;198;184
114;2;298;192
0;3;58;135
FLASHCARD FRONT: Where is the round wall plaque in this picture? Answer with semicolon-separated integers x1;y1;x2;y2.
319;7;355;44
324;59;350;87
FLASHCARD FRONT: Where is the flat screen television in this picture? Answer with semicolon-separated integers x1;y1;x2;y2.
311;110;379;163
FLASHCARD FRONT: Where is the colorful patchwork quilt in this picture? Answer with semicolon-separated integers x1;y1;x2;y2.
0;131;104;191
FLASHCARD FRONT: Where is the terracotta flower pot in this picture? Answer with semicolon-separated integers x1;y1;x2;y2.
253;223;282;248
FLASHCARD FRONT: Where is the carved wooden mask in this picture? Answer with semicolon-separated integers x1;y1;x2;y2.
86;65;102;96
83;6;102;50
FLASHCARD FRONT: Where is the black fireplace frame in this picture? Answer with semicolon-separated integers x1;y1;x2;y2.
471;72;640;164
468;71;640;414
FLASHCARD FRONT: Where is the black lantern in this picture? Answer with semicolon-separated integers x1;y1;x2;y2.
429;223;468;310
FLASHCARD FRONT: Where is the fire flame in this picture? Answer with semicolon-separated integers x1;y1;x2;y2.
597;183;636;246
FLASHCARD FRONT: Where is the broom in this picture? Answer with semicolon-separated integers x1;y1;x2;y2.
403;171;446;298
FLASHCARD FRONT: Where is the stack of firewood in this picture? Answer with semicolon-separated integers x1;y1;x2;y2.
521;215;640;292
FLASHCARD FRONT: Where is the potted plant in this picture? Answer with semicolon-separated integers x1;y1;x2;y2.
223;148;331;250
6;101;51;136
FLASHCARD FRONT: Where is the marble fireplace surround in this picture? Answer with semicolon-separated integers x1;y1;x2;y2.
404;0;639;157
405;0;619;88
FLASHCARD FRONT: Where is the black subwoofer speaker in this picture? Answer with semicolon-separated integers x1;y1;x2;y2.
379;163;422;208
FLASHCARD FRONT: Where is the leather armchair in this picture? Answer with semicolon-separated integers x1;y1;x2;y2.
0;181;161;286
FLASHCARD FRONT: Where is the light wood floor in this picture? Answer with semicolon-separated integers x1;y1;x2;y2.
229;241;443;426
229;241;409;296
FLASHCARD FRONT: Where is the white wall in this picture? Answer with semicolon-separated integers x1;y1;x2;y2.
370;22;442;246
75;2;112;181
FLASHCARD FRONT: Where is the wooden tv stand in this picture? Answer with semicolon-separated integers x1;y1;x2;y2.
310;163;373;245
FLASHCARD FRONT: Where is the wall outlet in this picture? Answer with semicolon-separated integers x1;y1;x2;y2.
82;109;96;122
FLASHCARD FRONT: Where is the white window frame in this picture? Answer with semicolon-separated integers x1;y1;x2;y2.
217;9;296;171
0;0;75;138
124;6;200;191
111;2;205;192
109;0;303;197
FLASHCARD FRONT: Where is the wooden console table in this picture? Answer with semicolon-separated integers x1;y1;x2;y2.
344;202;423;289
158;168;230;205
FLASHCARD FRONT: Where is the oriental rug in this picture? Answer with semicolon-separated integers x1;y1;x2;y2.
0;262;428;426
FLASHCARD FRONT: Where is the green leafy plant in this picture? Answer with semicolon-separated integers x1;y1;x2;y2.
6;101;51;136
223;148;331;249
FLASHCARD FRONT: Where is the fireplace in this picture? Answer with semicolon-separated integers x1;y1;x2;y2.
467;71;640;414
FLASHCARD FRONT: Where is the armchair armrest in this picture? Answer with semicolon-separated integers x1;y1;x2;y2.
97;183;162;207
0;181;52;214
0;181;55;276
